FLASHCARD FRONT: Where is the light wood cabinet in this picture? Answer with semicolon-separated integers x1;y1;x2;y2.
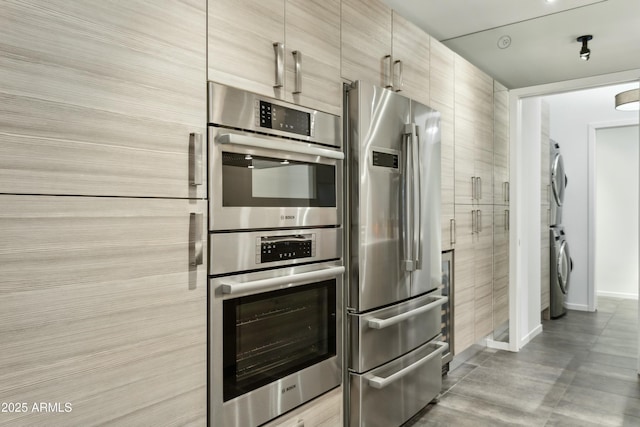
453;206;494;352
0;0;207;198
208;0;341;115
262;386;342;427
493;207;510;329
0;196;207;426
341;0;430;104
454;55;494;205
430;38;455;251
493;82;510;206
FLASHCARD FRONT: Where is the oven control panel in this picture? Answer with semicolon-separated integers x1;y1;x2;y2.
257;234;315;264
256;100;311;137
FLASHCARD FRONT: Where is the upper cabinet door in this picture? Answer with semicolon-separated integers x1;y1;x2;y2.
493;81;510;206
284;0;341;115
0;0;207;198
341;0;392;86
208;0;285;98
391;12;430;106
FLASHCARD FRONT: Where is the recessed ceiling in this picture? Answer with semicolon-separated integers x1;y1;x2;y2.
383;0;640;89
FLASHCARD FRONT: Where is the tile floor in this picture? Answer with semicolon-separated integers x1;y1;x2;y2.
408;297;640;426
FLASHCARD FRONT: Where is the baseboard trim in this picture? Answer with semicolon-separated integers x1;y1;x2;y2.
518;324;542;350
596;291;639;300
564;302;590;311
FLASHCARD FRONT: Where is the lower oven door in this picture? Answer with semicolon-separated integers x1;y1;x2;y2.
349;338;448;427
210;262;343;427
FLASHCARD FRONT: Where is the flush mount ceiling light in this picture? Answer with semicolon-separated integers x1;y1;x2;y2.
615;88;640;111
576;35;592;61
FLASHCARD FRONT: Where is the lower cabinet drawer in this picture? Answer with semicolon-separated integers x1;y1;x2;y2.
349;339;447;427
262;386;342;427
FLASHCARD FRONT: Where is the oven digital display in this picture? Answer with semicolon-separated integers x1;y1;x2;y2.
259;101;311;136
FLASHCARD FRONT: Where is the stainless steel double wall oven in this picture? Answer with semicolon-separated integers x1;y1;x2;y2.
207;82;344;427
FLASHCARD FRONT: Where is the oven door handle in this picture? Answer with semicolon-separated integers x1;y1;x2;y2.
367;341;448;389
217;133;344;160
367;295;447;329
220;266;345;295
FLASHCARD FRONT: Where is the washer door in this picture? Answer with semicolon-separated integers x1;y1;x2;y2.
551;153;566;206
557;240;571;294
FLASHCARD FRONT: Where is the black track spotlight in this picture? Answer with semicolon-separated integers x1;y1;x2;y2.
577;35;593;61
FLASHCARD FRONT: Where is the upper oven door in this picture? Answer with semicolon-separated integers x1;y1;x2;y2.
209;127;343;231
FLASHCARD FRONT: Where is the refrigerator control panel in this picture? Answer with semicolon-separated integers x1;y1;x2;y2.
257;234;315;263
372;150;399;169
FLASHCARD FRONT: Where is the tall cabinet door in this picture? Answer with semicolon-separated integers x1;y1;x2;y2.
430;39;455;251
391;12;430;106
208;0;285;98
0;196;207;426
453;206;475;354
540;102;551;313
284;0;341;115
493;82;510;206
341;0;392;86
493;208;510;329
474;207;494;341
0;0;207;198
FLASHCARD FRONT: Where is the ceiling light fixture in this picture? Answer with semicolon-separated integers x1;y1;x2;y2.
576;35;592;61
615;88;640;111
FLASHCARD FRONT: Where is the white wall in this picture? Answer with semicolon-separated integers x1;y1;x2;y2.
543;83;638;310
595;125;639;298
515;97;543;346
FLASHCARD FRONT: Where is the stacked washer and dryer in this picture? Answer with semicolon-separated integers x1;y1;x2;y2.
549;140;573;318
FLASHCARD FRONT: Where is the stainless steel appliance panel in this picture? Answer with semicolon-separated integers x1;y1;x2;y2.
441;250;454;367
348;82;412;312
208;81;341;147
210;261;343;427
209;126;343;231
410;99;442;296
209;227;341;275
349;292;447;373
349;339;447;427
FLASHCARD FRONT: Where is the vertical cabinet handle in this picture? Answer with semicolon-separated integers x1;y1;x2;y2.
478;177;482;200
189;132;203;186
478;209;482;233
292;50;302;94
471;210;476;234
504;181;510;203
190;213;204;266
273;42;284;88
393;60;403;92
384;55;393;89
505;209;509;231
471;177;476;200
450;218;456;244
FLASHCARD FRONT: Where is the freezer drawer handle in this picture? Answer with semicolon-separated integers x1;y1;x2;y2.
367;341;449;389
220;266;345;295
217;133;345;160
367;295;448;329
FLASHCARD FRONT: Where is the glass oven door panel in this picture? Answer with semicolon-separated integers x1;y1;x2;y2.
221;152;336;208
222;280;337;401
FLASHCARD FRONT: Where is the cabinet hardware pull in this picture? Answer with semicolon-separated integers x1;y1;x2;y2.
471;177;476;200
478;177;482;200
471;210;476;234
292;50;302;94
505;209;509;231
450;218;456;245
393;60;403;92
189;132;203;186
273;42;284;88
384;55;393;89
478;209;482;233
190;213;203;266
368;341;449;389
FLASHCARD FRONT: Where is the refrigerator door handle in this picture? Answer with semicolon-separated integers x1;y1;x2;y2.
367;295;448;329
412;123;422;270
367;341;449;389
402;124;416;271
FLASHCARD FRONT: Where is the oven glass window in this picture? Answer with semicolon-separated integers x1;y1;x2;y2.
222;280;336;401
222;152;336;207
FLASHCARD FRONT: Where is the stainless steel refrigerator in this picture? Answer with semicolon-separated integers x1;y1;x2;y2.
346;81;448;426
